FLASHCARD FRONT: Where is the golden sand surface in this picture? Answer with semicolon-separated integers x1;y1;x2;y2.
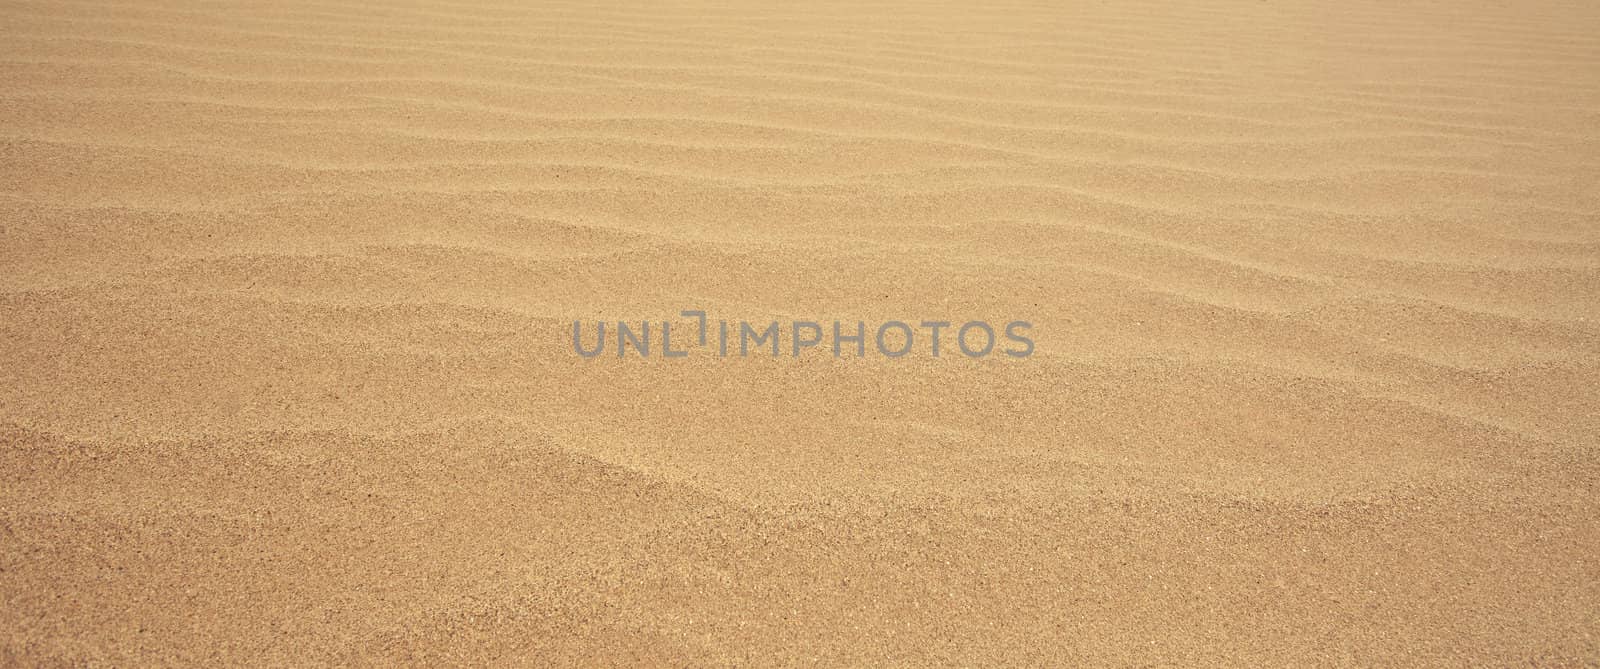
3;0;1598;664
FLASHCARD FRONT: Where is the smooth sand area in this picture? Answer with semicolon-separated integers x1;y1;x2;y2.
3;0;1598;664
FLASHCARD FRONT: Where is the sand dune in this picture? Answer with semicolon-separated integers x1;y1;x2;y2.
3;0;1599;664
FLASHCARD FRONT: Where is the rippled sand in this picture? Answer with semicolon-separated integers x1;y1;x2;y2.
3;0;1599;664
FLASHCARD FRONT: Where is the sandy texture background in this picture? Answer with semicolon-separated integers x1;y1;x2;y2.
3;0;1599;664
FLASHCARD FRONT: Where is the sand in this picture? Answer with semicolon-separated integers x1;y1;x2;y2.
2;0;1599;664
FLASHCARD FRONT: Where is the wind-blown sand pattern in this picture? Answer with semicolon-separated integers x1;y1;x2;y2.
3;0;1599;664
